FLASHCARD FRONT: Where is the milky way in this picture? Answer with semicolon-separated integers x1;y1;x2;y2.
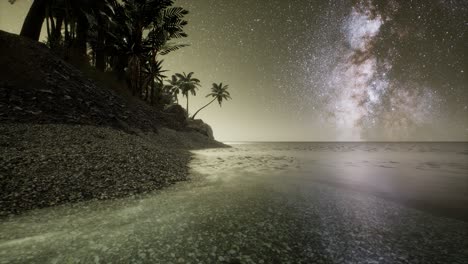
328;1;387;140
322;0;455;141
4;0;465;141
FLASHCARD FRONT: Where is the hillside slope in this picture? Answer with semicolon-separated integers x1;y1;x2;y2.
0;30;187;132
0;30;225;216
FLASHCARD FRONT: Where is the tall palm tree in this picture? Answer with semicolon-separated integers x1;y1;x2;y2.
13;0;47;41
15;0;96;47
164;75;181;103
141;59;166;104
175;72;200;114
191;83;231;119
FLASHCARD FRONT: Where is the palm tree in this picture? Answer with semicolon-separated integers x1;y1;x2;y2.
141;59;166;104
191;83;231;119
101;0;188;94
175;72;200;114
164;75;181;103
14;0;189;101
13;0;47;41
15;0;96;48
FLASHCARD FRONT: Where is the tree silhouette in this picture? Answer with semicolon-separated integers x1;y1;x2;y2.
191;83;231;119
164;75;181;103
175;72;201;114
19;0;47;40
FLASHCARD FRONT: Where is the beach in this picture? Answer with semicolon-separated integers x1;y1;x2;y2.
1;142;467;263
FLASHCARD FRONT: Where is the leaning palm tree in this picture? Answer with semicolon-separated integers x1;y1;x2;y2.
11;0;47;41
191;83;231;119
175;72;201;114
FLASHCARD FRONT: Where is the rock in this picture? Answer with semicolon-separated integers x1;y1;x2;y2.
164;104;188;122
39;89;54;94
187;119;214;140
26;110;42;115
160;104;188;130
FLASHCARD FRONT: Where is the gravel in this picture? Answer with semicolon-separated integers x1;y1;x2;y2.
0;123;224;217
0;30;227;217
1;144;467;263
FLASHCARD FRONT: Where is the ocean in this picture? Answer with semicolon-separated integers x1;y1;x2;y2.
1;142;467;263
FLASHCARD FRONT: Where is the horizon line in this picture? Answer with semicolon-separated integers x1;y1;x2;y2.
221;140;468;143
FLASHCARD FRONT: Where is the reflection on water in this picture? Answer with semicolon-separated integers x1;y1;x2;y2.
1;143;468;263
195;142;468;220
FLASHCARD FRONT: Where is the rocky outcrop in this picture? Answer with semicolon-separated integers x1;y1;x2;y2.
163;104;188;124
187;119;214;140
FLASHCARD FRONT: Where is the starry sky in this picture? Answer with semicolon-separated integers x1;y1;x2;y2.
1;0;467;141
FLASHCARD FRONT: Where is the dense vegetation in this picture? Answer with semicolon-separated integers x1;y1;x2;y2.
10;0;231;117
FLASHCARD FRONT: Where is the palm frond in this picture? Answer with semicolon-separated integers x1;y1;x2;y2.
159;43;189;55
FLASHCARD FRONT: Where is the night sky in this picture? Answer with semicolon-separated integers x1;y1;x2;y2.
1;0;467;141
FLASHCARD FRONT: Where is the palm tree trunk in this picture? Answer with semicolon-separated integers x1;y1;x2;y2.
150;82;155;105
191;98;216;119
186;95;189;115
74;14;88;62
95;17;106;71
20;0;47;41
45;8;51;38
63;12;70;44
114;55;128;80
52;16;63;40
49;16;63;49
94;0;106;71
70;0;87;56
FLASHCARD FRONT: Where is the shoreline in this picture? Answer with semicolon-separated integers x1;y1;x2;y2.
0;123;226;217
0;29;228;217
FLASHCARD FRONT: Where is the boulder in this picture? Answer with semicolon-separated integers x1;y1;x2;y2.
187;119;214;139
163;104;188;123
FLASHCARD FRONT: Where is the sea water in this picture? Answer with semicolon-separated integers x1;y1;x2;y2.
1;142;467;263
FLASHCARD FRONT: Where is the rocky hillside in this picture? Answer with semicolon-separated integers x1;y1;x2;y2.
0;30;225;216
0;30;191;133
